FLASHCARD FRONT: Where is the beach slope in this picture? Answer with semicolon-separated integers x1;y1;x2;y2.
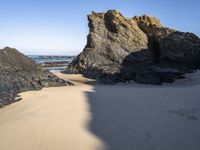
0;72;200;150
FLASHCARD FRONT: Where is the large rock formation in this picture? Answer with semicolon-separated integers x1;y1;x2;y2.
0;47;72;107
68;10;200;84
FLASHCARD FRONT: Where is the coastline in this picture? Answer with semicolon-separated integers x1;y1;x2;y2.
0;72;200;150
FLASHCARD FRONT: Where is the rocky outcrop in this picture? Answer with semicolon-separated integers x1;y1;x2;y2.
68;10;200;84
0;47;72;107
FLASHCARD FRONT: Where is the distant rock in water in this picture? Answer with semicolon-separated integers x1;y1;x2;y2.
0;47;72;107
41;61;69;68
68;10;200;84
29;55;75;72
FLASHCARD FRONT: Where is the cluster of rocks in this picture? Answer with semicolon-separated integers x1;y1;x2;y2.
0;47;72;107
68;10;200;84
29;55;75;69
41;61;69;68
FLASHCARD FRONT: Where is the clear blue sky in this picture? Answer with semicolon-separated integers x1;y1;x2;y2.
0;0;199;55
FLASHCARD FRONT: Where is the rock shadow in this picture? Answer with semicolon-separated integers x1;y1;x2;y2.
86;84;200;150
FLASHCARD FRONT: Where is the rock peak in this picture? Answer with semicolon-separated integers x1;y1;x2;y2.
1;47;14;51
68;10;200;85
133;15;162;27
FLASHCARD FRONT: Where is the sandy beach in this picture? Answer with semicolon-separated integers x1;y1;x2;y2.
1;1;200;150
0;72;200;150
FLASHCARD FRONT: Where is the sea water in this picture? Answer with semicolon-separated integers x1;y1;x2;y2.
28;55;75;72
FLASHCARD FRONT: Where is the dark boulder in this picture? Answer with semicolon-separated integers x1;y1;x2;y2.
0;47;72;107
68;10;200;84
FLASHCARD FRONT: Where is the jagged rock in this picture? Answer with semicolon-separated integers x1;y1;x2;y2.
69;10;148;75
133;15;200;65
0;47;73;107
68;10;200;85
41;61;69;68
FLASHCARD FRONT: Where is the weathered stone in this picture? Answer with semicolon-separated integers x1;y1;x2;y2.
68;10;200;85
0;47;73;107
68;10;148;76
135;71;162;85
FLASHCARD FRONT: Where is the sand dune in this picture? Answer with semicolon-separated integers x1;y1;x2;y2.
0;72;200;150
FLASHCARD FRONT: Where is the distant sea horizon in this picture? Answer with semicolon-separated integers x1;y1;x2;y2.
28;55;75;72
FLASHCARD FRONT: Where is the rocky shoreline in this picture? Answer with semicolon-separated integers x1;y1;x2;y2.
0;47;73;107
41;61;69;68
68;10;200;84
29;55;75;72
1;10;200;107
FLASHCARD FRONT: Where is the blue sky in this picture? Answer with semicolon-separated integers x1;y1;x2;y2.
0;0;199;55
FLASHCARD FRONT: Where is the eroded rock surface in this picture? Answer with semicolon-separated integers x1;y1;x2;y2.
0;47;72;107
68;10;200;84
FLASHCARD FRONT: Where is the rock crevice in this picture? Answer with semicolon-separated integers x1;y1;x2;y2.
68;10;200;84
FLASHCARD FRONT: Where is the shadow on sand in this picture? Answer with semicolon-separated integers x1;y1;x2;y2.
85;82;200;150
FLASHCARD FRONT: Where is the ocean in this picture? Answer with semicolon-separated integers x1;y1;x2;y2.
28;55;75;72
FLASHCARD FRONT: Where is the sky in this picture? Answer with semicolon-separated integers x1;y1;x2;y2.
0;0;200;55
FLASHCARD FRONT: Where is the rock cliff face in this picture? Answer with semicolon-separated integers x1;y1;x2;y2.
0;47;72;107
68;10;200;84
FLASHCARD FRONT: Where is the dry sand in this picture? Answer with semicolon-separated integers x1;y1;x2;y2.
0;72;200;150
0;82;104;150
56;72;96;84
